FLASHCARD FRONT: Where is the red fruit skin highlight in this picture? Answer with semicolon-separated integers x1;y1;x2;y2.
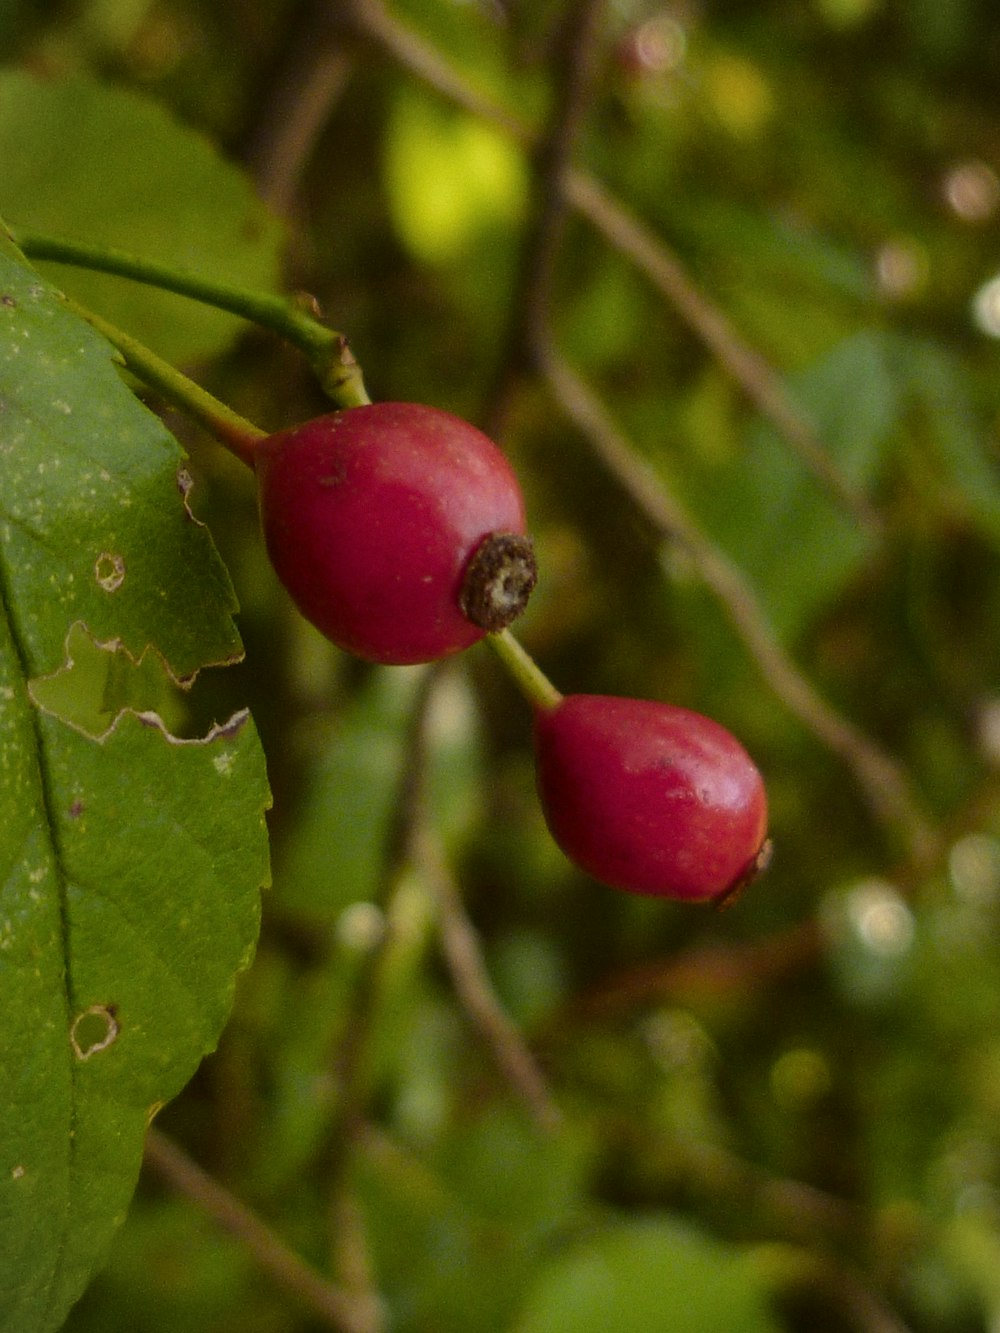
533;695;769;901
255;402;528;665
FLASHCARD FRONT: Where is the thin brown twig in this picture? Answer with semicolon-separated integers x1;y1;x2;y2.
782;1254;917;1333
317;668;448;1325
251;48;355;216
327;1188;385;1333
319;664;560;1134
537;346;937;863
344;0;878;534
558;920;823;1025
827;1276;915;1333
674;1135;863;1248
143;1127;373;1333
325;666;442;1181
341;0;526;140
482;0;607;438
560;172;882;536
413;823;562;1133
240;0;358;215
324;662;561;1173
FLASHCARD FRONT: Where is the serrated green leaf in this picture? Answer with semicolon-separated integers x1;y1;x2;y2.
0;69;283;363
0;249;241;679
0;248;269;1331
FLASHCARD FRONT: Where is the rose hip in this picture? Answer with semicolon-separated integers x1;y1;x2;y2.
254;402;536;664
533;694;769;901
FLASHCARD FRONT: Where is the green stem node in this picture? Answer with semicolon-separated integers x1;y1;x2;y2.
14;228;371;410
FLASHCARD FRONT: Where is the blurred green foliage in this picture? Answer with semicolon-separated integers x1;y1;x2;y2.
4;0;1000;1329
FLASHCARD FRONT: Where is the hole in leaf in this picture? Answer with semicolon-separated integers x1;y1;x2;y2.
94;552;126;592
70;1004;119;1060
29;622;189;739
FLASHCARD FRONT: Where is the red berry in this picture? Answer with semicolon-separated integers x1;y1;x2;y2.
254;402;536;664
533;694;769;901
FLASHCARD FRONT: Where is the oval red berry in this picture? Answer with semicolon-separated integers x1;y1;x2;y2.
533;694;769;901
255;402;530;664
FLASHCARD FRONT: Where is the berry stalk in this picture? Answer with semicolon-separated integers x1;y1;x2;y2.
13;228;370;409
63;296;265;467
486;628;562;712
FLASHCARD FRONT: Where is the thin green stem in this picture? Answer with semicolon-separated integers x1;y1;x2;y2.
14;227;371;409
486;629;562;711
63;295;265;468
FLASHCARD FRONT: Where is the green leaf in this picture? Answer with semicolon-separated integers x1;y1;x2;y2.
0;70;283;363
692;329;895;640
511;1215;782;1333
0;253;241;679
898;336;1000;544
0;248;269;1330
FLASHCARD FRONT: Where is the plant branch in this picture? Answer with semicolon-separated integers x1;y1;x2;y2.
560;173;882;536
143;1127;373;1333
345;0;877;534
677;1137;863;1248
327;1188;385;1333
560;920;823;1024
413;822;562;1132
481;0;607;439
758;1248;916;1333
324;667;443;1187
341;0;526;141
16;228;370;407
326;661;561;1156
239;0;358;216
538;346;937;863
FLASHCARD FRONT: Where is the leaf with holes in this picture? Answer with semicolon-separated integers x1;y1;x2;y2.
0;237;270;1332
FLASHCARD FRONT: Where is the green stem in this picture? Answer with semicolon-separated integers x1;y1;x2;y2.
64;296;265;468
486;629;562;711
14;227;371;409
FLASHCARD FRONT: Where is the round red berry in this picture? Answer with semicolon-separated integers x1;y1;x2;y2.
533;694;769;901
254;402;535;664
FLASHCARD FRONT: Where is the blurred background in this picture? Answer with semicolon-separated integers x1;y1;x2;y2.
6;0;1000;1328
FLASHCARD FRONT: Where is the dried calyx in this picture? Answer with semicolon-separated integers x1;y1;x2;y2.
459;532;538;633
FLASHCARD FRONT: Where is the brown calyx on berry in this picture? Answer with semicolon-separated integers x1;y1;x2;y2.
459;532;538;633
